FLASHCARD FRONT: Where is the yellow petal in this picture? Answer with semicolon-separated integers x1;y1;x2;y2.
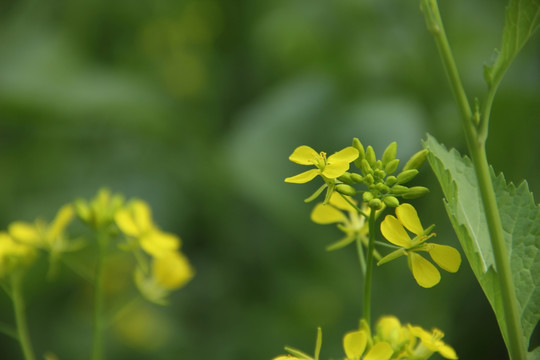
322;161;350;179
364;342;394;360
288;145;319;165
328;193;357;212
380;216;413;248
285;169;319;183
375;316;402;343
152;251;194;289
140;231;180;257
410;252;441;288
327;147;359;164
429;244;461;273
343;330;367;359
8;222;41;246
438;344;458;359
395;203;423;235
47;204;74;243
272;356;300;360
311;203;346;224
115;210;140;237
132;200;153;232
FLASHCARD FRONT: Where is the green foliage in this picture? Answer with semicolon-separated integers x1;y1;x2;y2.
484;0;540;87
424;134;540;356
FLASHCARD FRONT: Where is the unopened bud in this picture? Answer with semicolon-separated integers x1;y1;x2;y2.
366;146;376;166
383;196;400;208
336;184;357;196
361;159;373;175
363;191;374;202
369;198;383;210
384;159;400;175
382;141;397;165
397;169;419;184
403;149;428;171
351;173;364;183
364;174;374;184
375;183;389;192
385;176;397;186
391;185;409;195
338;172;354;185
353;138;366;168
403;186;430;199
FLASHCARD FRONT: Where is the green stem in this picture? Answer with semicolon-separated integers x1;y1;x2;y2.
420;1;526;358
11;273;36;360
363;209;376;327
91;232;107;360
355;234;367;277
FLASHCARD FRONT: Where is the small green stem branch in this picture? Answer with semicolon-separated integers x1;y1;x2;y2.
420;0;526;358
355;235;367;276
363;209;376;328
91;231;107;360
11;273;36;360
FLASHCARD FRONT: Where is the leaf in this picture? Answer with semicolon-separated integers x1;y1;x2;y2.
484;0;540;86
424;134;540;355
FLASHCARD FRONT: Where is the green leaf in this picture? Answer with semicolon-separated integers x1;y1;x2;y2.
424;134;540;355
484;0;540;86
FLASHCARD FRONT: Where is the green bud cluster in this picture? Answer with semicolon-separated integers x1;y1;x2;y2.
348;138;430;208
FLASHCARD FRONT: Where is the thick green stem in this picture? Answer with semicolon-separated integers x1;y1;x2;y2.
363;209;376;327
420;0;526;358
91;232;107;360
12;273;36;360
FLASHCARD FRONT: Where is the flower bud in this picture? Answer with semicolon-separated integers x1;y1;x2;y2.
336;184;357;196
369;198;383;210
364;174;374;184
382;141;397;165
352;138;365;168
374;169;386;180
361;159;373;175
403;186;430;199
366;146;376;166
363;191;374;202
375;183;389;192
384;159;400;174
391;185;409;195
403;149;428;171
375;160;383;170
383;196;399;208
351;173;364;183
338;172;354;185
385;176;397;186
397;169;418;184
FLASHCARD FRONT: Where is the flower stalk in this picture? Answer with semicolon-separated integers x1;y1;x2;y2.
12;272;36;360
91;231;107;360
363;209;376;327
420;0;525;358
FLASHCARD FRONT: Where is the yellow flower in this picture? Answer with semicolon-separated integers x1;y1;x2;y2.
408;325;458;359
379;203;461;288
272;356;301;360
115;200;180;258
343;330;393;360
0;232;36;277
285;145;359;183
74;188;124;230
310;193;368;251
8;204;75;253
374;316;415;358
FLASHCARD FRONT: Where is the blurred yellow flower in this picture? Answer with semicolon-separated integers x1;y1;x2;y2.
115;200;180;258
379;203;461;288
8;204;76;254
74;188;124;230
343;329;393;360
408;325;458;359
285;145;359;183
374;316;415;358
0;232;36;277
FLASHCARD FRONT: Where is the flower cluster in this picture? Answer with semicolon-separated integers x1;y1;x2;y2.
272;316;457;360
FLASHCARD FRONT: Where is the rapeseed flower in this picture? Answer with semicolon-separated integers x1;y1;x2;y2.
0;232;36;278
285;145;359;184
408;325;458;359
379;203;461;288
343;329;393;360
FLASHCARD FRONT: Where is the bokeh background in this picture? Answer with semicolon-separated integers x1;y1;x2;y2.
1;0;539;359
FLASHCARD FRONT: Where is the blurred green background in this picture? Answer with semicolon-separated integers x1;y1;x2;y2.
0;0;539;359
